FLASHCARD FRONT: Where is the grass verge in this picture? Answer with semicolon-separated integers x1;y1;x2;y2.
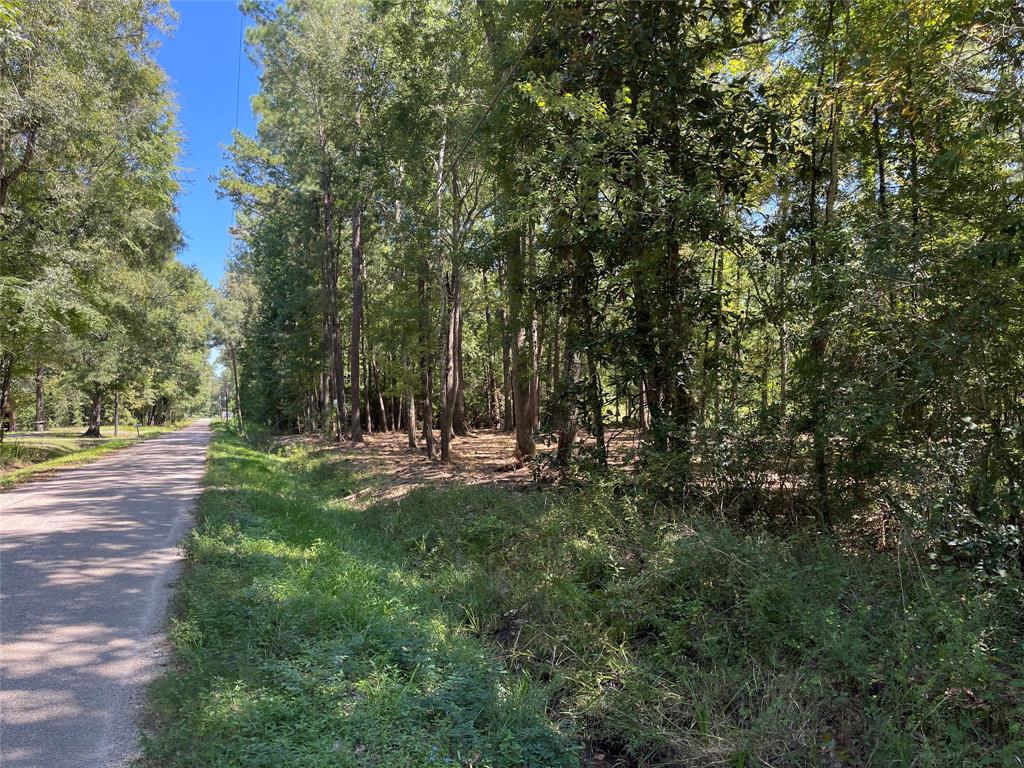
0;424;187;489
146;426;1023;767
141;425;577;767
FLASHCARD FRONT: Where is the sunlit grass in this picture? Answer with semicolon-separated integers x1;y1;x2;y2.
144;425;1023;766
142;425;577;768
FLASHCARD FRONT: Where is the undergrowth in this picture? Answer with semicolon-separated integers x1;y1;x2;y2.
360;477;1024;767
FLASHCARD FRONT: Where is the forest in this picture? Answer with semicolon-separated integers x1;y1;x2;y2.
222;0;1023;563
189;2;1024;760
0;0;212;441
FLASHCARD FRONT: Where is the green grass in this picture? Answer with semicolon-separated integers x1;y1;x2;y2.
360;481;1024;767
142;425;577;768
148;426;1023;767
0;424;186;488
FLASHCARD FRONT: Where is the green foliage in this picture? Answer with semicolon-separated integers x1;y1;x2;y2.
143;426;577;767
362;480;1024;766
0;0;211;433
198;2;1024;758
222;0;1024;573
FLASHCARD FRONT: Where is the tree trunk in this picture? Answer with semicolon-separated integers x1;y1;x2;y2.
229;344;243;429
362;328;372;433
531;309;542;433
482;271;499;428
499;302;513;430
374;357;388;431
350;204;364;441
34;365;45;431
0;354;12;444
113;391;120;436
508;229;536;463
638;381;648;430
587;352;606;467
453;288;467;436
528;226;541;434
440;267;459;462
83;388;103;438
552;314;561;395
775;186;791;421
317;135;347;441
418;274;436;459
554;344;579;466
711;247;724;423
403;353;418;450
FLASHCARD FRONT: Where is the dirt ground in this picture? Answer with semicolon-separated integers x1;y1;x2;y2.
293;426;643;504
325;429;535;503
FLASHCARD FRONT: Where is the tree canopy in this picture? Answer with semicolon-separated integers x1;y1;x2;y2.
1;0;212;437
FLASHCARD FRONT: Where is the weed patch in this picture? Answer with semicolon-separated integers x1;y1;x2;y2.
361;480;1024;767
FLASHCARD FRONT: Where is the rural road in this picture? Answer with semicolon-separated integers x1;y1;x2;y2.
0;420;211;768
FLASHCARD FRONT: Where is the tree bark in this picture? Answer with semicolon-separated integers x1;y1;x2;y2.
350;205;364;441
531;309;542;433
373;357;388;431
362;326;372;433
34;365;45;431
453;289;467;436
482;271;499;427
554;343;579;466
403;352;418;450
317;130;347;441
555;227;593;464
229;344;243;428
418;274;436;459
638;381;648;430
528;226;541;434
440;267;460;462
498;267;513;431
0;354;12;444
113;391;120;436
508;229;536;463
587;352;606;467
82;388;103;438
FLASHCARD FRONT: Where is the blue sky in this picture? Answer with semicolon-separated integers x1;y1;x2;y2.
156;1;261;289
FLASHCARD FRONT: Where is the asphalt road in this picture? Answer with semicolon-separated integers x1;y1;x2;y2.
1;420;211;768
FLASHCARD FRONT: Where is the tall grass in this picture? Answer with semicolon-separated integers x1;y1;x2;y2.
361;479;1024;766
148;426;1023;766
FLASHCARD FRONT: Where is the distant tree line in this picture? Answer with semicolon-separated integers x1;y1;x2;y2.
0;0;212;439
